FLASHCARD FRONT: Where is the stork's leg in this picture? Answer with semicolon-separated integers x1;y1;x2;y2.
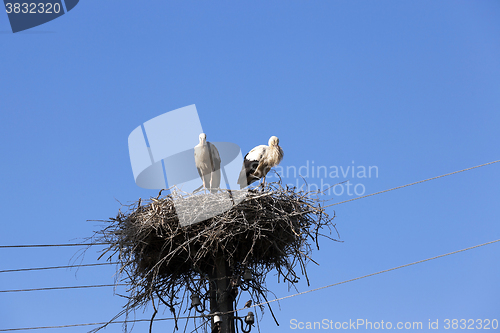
207;172;213;193
209;171;216;194
193;184;204;193
202;175;208;193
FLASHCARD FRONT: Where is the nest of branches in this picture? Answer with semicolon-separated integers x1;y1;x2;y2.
92;182;339;331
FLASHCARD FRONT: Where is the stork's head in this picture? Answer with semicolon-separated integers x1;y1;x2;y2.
269;136;280;147
199;133;207;144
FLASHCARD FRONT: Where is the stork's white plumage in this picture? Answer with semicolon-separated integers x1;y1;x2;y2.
237;136;284;189
194;133;221;193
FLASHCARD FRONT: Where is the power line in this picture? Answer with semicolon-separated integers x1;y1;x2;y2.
0;272;259;293
0;243;109;249
238;238;500;313
1;160;498;251
1;160;498;330
0;262;118;274
2;238;498;331
323;159;500;208
0;283;127;293
188;319;210;333
0;316;207;332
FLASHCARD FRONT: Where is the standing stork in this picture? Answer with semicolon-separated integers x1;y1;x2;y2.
237;136;284;189
194;133;221;193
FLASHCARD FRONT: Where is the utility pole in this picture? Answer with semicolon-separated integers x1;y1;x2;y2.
210;253;235;333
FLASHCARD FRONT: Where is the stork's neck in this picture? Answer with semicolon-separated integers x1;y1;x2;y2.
267;144;284;165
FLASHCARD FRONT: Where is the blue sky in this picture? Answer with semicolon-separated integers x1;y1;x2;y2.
1;1;499;332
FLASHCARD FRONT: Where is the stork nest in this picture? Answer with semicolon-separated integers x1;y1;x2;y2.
91;182;339;332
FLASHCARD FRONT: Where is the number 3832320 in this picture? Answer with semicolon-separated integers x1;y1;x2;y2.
5;3;62;14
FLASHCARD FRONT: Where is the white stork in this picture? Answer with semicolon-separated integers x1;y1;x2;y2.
194;133;221;193
237;136;284;189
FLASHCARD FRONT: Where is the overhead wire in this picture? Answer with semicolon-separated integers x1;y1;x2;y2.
0;284;128;293
323;159;500;208
0;316;208;332
1;159;499;330
0;262;117;274
188;318;211;333
234;238;500;314
0;243;109;248
1;238;498;331
1;159;498;250
0;239;500;332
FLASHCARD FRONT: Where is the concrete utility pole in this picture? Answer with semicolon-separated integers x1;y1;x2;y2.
210;254;235;333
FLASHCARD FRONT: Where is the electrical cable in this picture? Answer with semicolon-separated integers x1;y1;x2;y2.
0;238;498;331
0;316;207;332
323;159;500;208
1;160;498;250
188;318;210;333
0;284;127;293
0;243;109;248
1;160;499;330
0;262;117;274
234;238;500;313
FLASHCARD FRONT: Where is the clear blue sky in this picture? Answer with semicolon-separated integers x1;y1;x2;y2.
1;1;499;332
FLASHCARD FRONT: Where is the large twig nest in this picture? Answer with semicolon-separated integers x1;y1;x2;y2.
92;182;339;330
